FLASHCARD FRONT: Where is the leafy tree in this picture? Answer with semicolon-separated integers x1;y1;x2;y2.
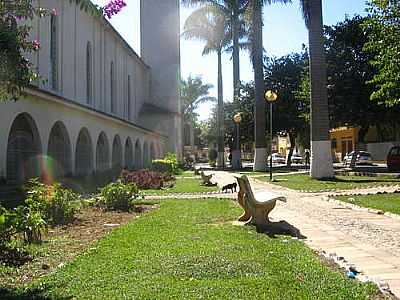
324;16;389;143
264;53;309;166
364;0;400;106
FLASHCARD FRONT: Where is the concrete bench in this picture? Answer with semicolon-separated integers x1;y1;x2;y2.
200;171;213;185
235;175;286;229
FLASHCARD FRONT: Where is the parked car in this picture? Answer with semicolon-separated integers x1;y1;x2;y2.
267;153;286;165
290;154;303;164
343;151;373;166
387;146;400;172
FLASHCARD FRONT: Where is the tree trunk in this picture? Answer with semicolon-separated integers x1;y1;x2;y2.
287;131;296;168
308;0;334;178
252;0;266;171
232;0;240;101
217;49;225;167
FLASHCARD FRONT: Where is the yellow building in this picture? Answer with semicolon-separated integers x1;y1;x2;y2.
330;126;379;162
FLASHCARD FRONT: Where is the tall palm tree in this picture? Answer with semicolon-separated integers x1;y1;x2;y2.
182;5;231;167
300;0;334;178
181;0;249;109
247;0;291;171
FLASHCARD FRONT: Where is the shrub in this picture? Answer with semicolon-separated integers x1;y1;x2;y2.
99;181;139;211
24;179;80;226
14;206;46;244
151;153;182;175
0;206;16;245
121;170;174;189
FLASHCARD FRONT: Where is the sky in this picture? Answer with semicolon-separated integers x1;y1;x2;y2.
92;0;368;120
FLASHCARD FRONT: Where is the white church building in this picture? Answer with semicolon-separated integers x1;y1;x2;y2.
0;0;182;183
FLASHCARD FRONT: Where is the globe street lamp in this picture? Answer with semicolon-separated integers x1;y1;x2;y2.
232;113;242;169
265;90;278;181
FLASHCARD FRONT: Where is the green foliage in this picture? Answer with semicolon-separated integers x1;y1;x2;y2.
99;181;139;211
364;0;400;106
24;179;80;226
0;206;17;244
14;205;46;244
208;148;218;162
151;153;182;175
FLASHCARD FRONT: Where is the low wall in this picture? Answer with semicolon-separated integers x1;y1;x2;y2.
366;142;400;160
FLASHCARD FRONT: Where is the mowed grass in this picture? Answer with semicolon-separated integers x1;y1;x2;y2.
143;177;218;195
4;199;379;299
263;174;400;192
336;194;400;215
175;170;197;177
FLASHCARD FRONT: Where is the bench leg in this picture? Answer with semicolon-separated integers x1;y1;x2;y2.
237;191;251;222
250;201;276;229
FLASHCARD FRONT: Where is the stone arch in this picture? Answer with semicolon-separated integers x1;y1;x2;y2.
7;113;42;183
112;135;123;172
143;141;150;168
47;121;72;178
134;139;142;170
125;137;133;169
75;128;93;176
96;132;110;171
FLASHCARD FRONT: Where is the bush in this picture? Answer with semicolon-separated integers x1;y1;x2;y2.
24;179;80;226
121;170;174;190
151;153;182;175
0;206;16;245
99;181;139;211
208;149;218;166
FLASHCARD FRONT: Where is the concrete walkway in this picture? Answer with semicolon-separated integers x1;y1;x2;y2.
250;177;400;298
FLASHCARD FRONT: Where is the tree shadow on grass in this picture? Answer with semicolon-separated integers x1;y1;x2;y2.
256;220;307;239
0;287;72;300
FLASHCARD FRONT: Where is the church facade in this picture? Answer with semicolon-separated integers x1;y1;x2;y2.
0;0;182;183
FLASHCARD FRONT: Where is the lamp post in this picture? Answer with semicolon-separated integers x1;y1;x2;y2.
265;90;278;181
232;113;242;169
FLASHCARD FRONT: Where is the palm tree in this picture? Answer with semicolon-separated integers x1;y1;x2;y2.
181;75;217;123
182;5;231;167
300;0;334;178
181;0;249;112
248;0;291;171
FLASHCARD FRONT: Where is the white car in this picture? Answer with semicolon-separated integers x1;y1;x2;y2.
267;153;286;164
343;151;373;166
290;154;303;164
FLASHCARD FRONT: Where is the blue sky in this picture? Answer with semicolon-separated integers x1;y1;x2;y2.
93;0;368;120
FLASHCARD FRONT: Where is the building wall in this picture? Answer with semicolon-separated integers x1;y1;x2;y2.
330;127;359;162
0;91;166;180
31;0;150;123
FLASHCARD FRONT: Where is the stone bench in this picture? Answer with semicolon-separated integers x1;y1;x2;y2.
235;175;286;229
200;171;213;185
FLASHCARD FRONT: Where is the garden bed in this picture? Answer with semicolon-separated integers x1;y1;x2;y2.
0;205;157;289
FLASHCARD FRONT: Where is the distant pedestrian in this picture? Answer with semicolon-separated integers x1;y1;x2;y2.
305;149;310;168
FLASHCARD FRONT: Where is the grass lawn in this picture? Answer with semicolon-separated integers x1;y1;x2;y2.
2;199;380;299
143;177;218;195
336;194;400;215
175;170;197;177
262;174;400;192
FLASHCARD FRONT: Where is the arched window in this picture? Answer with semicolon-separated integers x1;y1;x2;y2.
127;75;131;120
110;62;115;113
50;15;58;91
86;42;93;105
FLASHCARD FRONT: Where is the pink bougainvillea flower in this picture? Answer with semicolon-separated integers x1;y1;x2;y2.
103;0;127;19
32;40;41;50
51;8;58;16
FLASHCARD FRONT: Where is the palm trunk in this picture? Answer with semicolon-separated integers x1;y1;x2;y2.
252;0;266;171
308;0;334;178
232;0;240;101
217;49;225;167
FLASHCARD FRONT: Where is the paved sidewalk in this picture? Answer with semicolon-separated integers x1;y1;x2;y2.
251;178;400;298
